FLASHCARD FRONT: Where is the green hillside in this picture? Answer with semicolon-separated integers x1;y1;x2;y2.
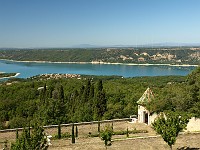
0;48;199;64
0;67;200;129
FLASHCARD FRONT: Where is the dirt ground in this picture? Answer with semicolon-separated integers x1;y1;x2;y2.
48;133;200;150
0;121;200;150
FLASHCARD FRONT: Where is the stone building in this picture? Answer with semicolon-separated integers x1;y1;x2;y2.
137;88;200;131
137;87;155;125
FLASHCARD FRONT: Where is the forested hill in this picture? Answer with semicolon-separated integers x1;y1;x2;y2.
0;67;200;129
148;67;200;117
0;47;200;64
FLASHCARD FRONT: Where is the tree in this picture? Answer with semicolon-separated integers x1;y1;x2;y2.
58;123;61;139
75;125;78;138
94;80;107;120
16;128;19;140
152;111;190;150
89;84;94;99
58;85;64;103
97;80;103;92
98;121;101;133
95;90;107;119
100;125;113;148
71;124;75;144
11;124;48;150
40;83;47;104
126;127;129;138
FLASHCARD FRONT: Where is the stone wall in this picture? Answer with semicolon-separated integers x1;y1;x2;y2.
150;115;200;132
186;117;200;132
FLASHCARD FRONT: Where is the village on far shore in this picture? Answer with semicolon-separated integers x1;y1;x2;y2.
31;73;81;80
0;47;200;65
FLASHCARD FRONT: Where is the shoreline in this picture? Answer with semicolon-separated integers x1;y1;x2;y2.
0;59;199;67
0;73;20;79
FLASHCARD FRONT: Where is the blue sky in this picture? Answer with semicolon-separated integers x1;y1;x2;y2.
0;0;200;48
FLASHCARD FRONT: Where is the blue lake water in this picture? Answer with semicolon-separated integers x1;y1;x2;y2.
0;60;197;78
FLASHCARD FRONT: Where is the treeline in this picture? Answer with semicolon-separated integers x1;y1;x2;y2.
0;48;199;64
148;67;200;117
0;67;200;130
0;78;105;128
0;74;188;129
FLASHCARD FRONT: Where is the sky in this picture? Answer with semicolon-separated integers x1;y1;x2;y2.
0;0;200;48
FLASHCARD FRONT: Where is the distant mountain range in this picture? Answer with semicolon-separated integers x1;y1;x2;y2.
1;43;200;49
72;43;200;48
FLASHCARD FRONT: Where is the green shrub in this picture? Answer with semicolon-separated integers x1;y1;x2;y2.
100;125;113;146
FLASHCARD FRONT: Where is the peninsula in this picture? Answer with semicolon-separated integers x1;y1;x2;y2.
0;72;20;79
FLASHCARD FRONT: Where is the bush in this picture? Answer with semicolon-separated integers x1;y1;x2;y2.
11;125;48;150
100;125;113;146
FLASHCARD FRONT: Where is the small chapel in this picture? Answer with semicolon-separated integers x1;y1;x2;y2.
137;87;157;125
136;87;200;132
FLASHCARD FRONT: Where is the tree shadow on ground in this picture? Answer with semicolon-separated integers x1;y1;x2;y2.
177;147;200;150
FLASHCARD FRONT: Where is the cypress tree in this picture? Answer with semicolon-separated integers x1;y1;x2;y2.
16;128;19;140
75;125;78;138
126;127;129;138
49;86;54;98
98;121;101;133
28;124;31;138
43;83;47;103
111;122;113;131
97;80;103;91
79;86;85;97
93;80;107;120
58;123;61;139
59;85;64;103
85;79;91;97
72;124;75;143
96;90;107;119
89;84;94;99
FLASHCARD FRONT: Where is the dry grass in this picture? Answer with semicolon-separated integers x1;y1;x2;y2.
0;122;200;150
48;133;200;150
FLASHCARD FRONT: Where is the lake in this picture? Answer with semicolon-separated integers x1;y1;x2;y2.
0;60;197;78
